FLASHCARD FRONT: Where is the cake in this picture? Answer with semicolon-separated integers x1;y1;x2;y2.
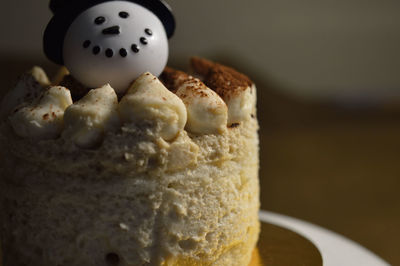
0;57;260;266
1;0;260;264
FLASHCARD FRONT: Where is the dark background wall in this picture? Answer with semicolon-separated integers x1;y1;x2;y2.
1;0;400;100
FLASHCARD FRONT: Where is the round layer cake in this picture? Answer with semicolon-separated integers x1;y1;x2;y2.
0;58;259;266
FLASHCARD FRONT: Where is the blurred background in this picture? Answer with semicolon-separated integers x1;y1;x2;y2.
1;0;399;264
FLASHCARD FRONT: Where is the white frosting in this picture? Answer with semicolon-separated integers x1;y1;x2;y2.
63;1;169;94
119;72;187;141
9;86;72;140
0;66;49;120
176;78;228;135
3;65;257;144
30;66;51;87
63;84;120;148
225;84;257;125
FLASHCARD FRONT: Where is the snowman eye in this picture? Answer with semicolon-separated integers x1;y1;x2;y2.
119;11;129;19
95;16;106;25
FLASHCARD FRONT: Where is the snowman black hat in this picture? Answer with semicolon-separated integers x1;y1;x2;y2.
44;0;175;65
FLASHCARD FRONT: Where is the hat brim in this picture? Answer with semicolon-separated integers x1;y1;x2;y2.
44;0;175;65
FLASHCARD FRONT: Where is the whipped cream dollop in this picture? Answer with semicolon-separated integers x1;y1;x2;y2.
9;86;72;140
0;66;50;120
2;58;257;146
119;72;187;141
224;85;257;125
189;57;256;126
175;77;227;135
63;84;120;148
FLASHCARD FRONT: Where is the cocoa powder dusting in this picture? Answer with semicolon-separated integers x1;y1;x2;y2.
190;57;253;100
160;67;215;99
190;57;214;77
191;84;209;98
160;67;192;93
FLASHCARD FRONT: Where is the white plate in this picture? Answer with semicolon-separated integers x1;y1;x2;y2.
259;210;390;266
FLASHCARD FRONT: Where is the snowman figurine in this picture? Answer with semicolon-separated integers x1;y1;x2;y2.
44;0;175;94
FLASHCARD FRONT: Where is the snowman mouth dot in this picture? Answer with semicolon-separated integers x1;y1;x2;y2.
145;28;153;36
83;40;91;48
106;49;114;58
93;46;101;55
119;48;128;58
131;44;140;53
140;37;148;45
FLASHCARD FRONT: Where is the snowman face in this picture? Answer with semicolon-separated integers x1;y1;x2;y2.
63;1;169;94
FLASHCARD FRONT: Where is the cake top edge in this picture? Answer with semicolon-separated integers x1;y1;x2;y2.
0;58;257;148
160;57;253;94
